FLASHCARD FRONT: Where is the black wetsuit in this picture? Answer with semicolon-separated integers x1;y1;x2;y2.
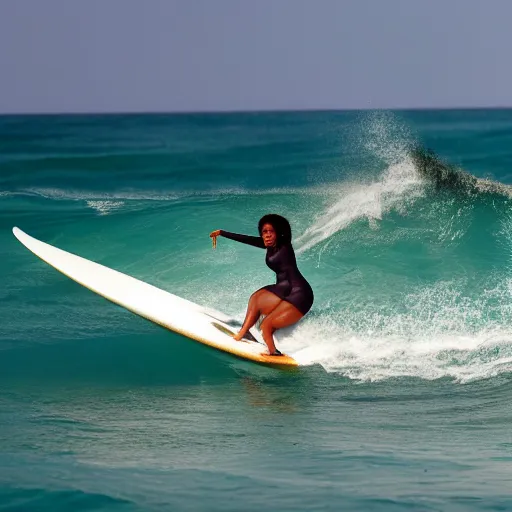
220;230;314;315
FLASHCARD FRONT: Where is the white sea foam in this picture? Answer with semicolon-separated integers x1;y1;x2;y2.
295;159;425;253
21;187;181;202
294;111;427;253
271;277;512;383
86;200;125;216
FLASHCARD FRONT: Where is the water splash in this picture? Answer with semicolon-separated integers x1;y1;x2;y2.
281;278;512;383
295;159;424;253
296;111;424;253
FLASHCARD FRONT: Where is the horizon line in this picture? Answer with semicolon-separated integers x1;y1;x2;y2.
1;104;512;117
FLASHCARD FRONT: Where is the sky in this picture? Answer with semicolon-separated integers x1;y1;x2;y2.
0;0;511;113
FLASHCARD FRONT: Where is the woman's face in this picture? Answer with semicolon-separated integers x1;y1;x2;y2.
261;223;277;247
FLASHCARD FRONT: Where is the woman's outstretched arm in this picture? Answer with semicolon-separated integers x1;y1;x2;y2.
210;229;265;249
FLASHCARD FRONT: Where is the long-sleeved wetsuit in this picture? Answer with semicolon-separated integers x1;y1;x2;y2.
220;230;314;315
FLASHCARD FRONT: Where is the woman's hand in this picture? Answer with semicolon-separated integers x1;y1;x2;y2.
210;230;221;249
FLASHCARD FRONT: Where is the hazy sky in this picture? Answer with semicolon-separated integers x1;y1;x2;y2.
1;0;511;113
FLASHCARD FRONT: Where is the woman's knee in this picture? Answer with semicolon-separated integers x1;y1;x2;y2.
248;289;263;307
249;289;261;300
262;302;303;331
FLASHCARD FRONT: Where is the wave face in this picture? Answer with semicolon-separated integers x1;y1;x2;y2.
2;110;512;511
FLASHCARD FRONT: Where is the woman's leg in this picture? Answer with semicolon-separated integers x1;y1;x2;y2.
233;290;282;341
259;301;303;354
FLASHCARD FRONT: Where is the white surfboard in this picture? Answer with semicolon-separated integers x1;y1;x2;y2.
12;227;298;369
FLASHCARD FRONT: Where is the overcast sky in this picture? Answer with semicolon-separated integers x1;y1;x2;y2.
0;0;511;113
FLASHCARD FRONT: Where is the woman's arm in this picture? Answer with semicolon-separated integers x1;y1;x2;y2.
220;230;265;249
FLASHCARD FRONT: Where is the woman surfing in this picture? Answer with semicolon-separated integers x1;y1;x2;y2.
210;214;313;356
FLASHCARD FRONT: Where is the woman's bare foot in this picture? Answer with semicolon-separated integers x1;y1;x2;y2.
262;349;283;356
232;332;244;341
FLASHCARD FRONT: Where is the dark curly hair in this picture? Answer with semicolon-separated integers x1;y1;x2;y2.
258;214;292;245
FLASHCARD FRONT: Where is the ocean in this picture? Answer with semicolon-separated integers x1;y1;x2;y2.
1;109;512;511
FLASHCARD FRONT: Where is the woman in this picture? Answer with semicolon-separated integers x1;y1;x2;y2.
210;214;314;356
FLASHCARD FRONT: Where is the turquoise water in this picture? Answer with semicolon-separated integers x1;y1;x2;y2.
1;110;512;510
